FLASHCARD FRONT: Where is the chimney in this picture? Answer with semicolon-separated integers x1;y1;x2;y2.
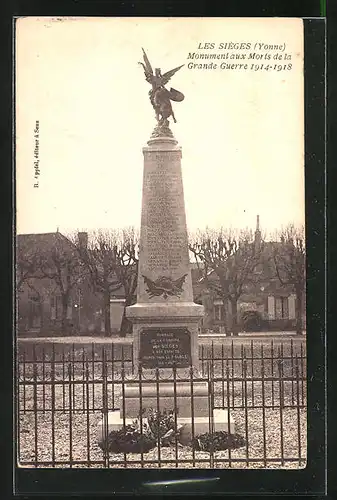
254;215;262;251
78;231;88;250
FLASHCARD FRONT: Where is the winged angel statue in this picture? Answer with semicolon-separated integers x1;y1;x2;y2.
139;48;185;126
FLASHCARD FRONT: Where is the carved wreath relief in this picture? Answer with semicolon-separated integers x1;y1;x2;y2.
143;274;187;299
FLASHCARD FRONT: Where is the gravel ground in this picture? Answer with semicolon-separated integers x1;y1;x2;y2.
18;406;306;469
18;380;306;469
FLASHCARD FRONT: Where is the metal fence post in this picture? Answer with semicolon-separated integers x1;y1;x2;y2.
102;347;109;468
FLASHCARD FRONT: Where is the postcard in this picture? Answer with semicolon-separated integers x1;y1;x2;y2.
16;17;306;470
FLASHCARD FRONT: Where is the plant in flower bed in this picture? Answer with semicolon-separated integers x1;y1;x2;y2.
98;408;246;455
192;431;246;452
146;408;181;444
98;408;183;454
98;423;156;454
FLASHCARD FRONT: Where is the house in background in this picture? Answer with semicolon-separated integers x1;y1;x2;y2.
17;231;134;336
17;232;100;336
192;217;306;333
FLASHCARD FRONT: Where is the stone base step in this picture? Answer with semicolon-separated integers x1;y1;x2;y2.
124;381;208;397
121;381;210;418
121;394;210;418
98;409;234;444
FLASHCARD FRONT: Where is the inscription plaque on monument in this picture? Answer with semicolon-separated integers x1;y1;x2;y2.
142;153;187;273
139;327;191;368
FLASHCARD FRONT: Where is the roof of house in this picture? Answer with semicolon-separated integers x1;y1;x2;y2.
17;232;73;253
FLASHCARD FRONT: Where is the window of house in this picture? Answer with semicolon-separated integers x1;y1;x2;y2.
66;297;73;320
28;291;41;328
51;294;63;320
56;295;62;319
213;304;225;322
275;297;289;319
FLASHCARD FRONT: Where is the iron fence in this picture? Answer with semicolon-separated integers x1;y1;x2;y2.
17;339;306;469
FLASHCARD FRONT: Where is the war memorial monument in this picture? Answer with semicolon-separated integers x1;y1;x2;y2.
99;50;230;443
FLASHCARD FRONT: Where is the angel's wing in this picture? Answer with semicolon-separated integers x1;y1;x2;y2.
142;48;153;74
138;48;154;83
161;64;184;86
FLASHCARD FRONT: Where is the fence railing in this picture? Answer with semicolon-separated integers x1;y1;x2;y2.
17;339;306;469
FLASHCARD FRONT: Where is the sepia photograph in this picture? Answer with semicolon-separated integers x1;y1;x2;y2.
15;16;306;470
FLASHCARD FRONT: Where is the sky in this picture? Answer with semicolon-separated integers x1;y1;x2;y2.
16;17;304;237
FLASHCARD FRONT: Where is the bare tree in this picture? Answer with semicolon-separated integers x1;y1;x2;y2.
79;230;123;335
113;228;139;335
80;228;139;336
272;224;306;335
37;233;87;332
189;228;263;335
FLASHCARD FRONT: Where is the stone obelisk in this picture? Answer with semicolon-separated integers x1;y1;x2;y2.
126;130;204;372
123;127;211;431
